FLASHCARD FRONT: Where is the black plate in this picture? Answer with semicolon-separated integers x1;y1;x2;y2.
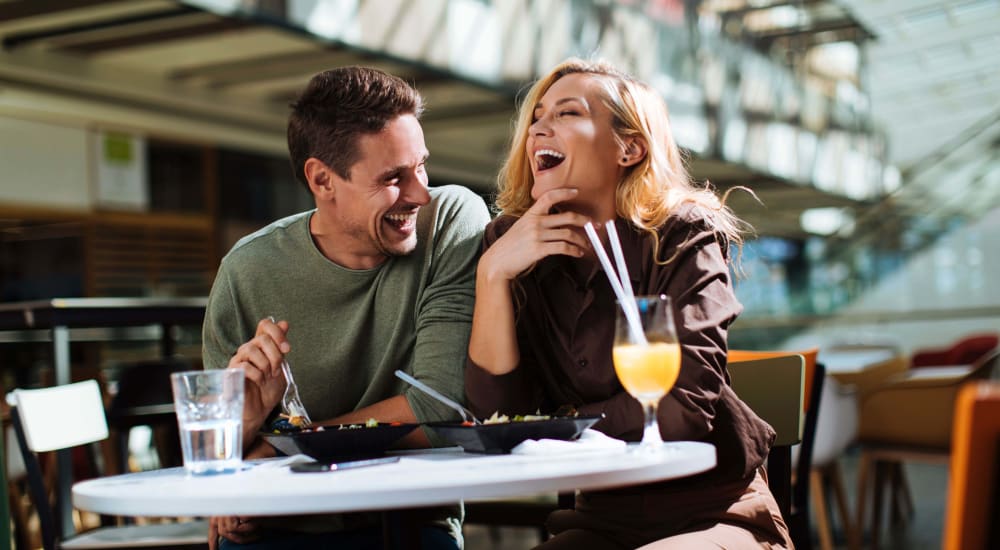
425;415;603;454
261;423;419;461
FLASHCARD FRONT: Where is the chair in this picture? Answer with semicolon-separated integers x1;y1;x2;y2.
107;359;192;474
726;355;805;526
855;349;999;549
728;349;822;550
808;373;859;550
8;380;209;550
464;493;572;542
943;381;1000;550
910;332;998;368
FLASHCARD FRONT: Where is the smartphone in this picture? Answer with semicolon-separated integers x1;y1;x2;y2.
290;455;400;473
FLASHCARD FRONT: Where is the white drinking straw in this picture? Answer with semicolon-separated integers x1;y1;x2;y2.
584;222;647;344
604;220;636;306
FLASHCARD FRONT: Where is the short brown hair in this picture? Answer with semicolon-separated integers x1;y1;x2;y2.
287;66;424;190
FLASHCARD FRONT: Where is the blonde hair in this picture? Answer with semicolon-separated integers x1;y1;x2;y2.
496;58;751;262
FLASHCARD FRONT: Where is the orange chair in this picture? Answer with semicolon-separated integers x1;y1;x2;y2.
856;349;998;548
944;380;1000;550
729;348;818;413
728;348;822;550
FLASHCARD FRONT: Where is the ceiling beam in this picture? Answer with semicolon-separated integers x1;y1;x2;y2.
750;18;870;42
63;18;249;54
2;4;199;49
0;0;129;23
0;47;285;131
170;49;360;87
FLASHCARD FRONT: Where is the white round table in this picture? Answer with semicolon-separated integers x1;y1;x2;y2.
74;442;716;517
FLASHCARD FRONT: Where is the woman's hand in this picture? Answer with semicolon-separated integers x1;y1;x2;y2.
209;516;263;549
479;188;592;282
228;318;290;434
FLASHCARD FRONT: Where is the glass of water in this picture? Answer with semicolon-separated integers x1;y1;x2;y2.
170;368;244;475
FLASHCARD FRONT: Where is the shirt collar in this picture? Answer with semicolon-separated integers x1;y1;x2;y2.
533;219;645;287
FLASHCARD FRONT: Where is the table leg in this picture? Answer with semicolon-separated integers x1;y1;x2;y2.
767;446;792;519
52;325;75;540
161;323;175;358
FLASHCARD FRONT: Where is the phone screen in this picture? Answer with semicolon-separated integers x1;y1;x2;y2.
290;456;400;473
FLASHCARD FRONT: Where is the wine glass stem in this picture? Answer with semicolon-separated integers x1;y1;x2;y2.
640;400;663;446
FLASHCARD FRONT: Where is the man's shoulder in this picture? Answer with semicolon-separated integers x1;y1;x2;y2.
424;185;490;238
428;185;487;214
224;211;313;260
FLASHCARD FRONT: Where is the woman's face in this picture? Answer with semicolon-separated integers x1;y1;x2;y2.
527;73;625;219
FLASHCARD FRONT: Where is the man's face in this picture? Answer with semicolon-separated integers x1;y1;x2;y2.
329;114;431;267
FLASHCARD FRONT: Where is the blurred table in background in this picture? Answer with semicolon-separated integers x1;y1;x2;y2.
0;296;207;540
0;297;207;385
819;347;907;395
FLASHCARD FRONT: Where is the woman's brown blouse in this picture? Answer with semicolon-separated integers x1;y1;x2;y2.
466;204;775;488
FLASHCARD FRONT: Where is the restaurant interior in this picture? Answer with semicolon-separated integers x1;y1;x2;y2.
1;0;998;549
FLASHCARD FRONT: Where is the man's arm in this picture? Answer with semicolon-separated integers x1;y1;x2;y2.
404;187;491;430
203;267;286;449
325;395;428;447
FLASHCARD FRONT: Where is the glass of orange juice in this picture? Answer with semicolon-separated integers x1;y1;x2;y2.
612;294;681;450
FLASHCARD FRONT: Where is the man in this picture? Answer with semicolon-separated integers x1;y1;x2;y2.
202;66;490;549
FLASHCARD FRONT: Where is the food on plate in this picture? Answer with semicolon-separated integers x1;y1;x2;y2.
270;416;392;434
479;406;580;425
337;418;380;430
270;414;325;434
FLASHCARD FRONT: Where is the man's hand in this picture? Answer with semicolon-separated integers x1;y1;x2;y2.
479;188;591;282
228;318;291;435
209;516;262;549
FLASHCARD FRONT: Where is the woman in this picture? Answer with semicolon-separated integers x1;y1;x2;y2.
465;58;792;548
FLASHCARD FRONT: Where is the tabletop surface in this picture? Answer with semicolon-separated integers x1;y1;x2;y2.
74;442;716;517
819;348;899;374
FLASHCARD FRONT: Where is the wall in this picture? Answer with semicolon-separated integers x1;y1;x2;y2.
0;115;90;210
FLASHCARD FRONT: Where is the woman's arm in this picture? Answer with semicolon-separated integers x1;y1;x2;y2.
652;223;742;441
467;188;590;374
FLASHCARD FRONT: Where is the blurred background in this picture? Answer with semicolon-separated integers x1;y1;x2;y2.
1;1;998;549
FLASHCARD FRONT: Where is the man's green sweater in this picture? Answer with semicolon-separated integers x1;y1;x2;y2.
202;184;489;538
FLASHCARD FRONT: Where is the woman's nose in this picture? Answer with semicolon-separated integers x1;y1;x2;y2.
530;117;552;136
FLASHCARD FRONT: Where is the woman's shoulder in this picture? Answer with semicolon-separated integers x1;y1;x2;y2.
652;201;735;261
660;201;716;237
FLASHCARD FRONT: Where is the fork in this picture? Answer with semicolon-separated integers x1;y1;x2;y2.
394;370;481;425
268;317;312;427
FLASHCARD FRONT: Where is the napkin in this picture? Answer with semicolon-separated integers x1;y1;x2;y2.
511;428;626;455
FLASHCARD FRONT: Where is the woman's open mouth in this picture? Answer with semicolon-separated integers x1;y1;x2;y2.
534;149;565;172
